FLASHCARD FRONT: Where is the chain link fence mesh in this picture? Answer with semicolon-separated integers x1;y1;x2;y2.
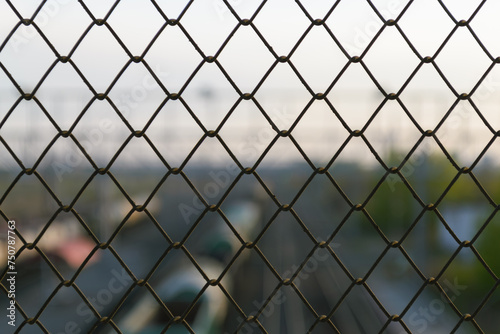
1;0;500;333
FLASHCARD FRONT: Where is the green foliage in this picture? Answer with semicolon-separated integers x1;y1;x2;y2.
342;150;500;319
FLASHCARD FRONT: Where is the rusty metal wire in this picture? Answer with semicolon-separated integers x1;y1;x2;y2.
1;0;500;333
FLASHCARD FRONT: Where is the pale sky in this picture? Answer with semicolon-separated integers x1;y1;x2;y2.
1;0;500;168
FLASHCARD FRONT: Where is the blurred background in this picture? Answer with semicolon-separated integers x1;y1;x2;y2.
1;0;500;333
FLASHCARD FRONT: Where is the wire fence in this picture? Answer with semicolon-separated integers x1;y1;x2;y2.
1;0;500;333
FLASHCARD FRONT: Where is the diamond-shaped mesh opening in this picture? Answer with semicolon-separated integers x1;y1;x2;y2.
363;99;423;163
0;29;56;92
34;62;95;129
0;99;58;167
143;25;200;92
365;248;423;314
105;63;167;129
397;63;458;130
326;64;385;129
70;25;130;93
217;26;276;94
105;0;165;56
364;176;422;241
2;1;500;333
362;26;421;94
440;0;484;20
251;0;311;57
434;27;492;94
291;99;347;165
469;66;500;129
179;64;241;129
